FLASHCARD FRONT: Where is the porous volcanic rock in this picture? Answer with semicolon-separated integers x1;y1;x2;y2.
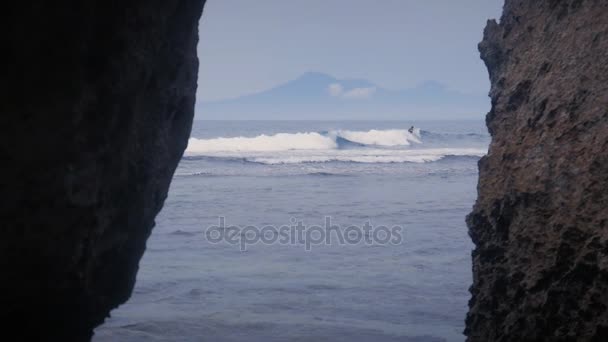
467;0;608;340
1;1;206;340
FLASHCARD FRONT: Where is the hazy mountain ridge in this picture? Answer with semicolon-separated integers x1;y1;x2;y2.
196;72;489;120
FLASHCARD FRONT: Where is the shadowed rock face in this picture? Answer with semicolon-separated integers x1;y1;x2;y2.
1;1;206;340
467;0;608;340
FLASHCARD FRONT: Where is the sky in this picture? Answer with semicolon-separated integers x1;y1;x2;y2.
197;0;504;103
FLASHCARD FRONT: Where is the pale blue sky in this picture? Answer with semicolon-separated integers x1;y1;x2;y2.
197;0;504;102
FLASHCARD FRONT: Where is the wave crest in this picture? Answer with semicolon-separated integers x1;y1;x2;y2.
187;132;337;153
330;129;421;146
186;129;421;154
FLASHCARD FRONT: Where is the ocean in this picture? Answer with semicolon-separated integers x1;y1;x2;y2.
94;120;490;342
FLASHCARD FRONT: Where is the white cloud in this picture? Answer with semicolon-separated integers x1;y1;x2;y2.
342;87;377;99
328;83;344;97
327;83;376;100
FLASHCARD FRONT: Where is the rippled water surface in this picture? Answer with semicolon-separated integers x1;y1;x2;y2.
95;120;489;342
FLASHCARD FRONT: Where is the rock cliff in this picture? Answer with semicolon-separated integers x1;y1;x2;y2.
467;0;608;340
1;1;206;340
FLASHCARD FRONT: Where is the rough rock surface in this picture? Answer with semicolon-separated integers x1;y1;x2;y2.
467;0;608;340
1;1;206;340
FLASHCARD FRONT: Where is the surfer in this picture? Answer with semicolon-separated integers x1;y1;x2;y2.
408;126;415;134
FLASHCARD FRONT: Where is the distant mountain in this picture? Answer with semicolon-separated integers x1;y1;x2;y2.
195;72;489;120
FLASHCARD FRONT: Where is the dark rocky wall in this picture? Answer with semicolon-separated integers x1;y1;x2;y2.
467;0;608;340
1;1;206;340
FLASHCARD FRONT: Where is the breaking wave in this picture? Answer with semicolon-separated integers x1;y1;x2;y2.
329;128;422;146
187;132;337;153
186;129;422;154
183;128;486;165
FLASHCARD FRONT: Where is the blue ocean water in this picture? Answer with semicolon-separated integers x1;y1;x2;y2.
94;120;489;342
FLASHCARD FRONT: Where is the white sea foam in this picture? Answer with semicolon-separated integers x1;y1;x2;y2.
244;148;485;164
184;129;485;164
331;129;421;146
186;129;421;154
186;132;337;153
185;148;485;165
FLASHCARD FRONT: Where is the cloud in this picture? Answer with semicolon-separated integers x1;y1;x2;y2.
328;83;344;97
327;83;376;100
342;87;376;99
